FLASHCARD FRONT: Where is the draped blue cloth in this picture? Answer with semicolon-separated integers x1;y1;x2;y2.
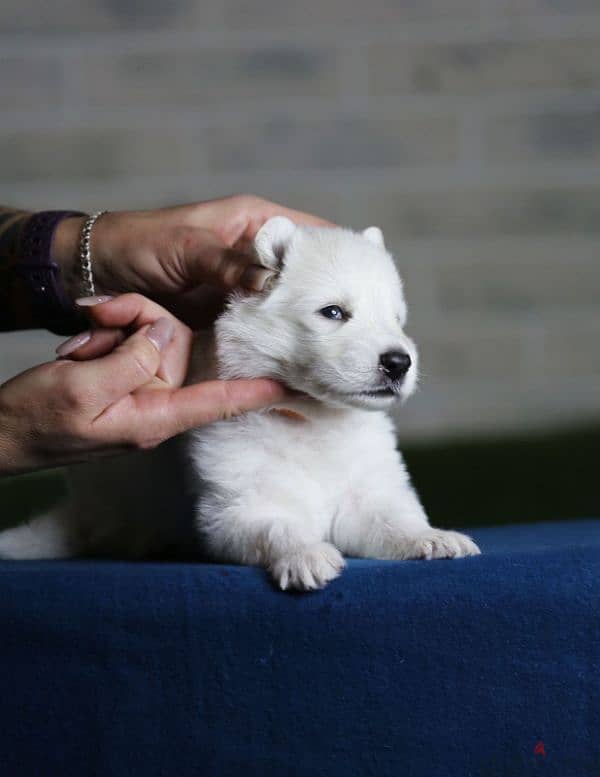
1;519;599;776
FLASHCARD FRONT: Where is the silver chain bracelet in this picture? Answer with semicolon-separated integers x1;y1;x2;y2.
79;210;107;297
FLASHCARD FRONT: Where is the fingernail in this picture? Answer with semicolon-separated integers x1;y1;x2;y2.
146;317;175;352
75;295;114;307
244;267;278;293
56;330;92;357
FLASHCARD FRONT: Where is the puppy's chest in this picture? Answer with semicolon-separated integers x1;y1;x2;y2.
270;415;362;477
190;410;391;497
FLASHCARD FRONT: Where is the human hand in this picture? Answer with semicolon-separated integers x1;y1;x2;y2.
0;294;287;477
53;195;332;327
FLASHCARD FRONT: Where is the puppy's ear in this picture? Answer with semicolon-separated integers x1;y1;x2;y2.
254;216;296;269
362;226;385;249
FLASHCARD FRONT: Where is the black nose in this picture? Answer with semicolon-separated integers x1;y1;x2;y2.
379;350;412;380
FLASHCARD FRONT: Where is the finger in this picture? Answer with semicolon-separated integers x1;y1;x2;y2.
163;378;289;430
76;318;174;406
95;378;288;445
56;328;126;361
179;196;334;238
256;203;334;229
77;293;193;386
176;227;276;293
231;199;335;249
78;292;180;329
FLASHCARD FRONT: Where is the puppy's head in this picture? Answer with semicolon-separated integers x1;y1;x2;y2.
216;217;418;410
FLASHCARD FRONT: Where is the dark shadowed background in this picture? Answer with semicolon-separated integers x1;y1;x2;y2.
1;0;600;529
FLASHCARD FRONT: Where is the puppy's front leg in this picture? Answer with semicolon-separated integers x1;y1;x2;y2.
268;536;346;591
200;500;345;591
333;478;480;561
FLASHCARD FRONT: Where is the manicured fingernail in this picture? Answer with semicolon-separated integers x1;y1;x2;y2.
146;317;175;352
244;267;278;293
56;330;92;357
75;295;114;307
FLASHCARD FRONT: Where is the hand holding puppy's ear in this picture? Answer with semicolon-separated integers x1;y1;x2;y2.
182;216;299;297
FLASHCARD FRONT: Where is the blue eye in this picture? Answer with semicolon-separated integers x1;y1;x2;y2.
320;305;347;321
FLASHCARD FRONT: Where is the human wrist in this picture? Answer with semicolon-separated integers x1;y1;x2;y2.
72;210;122;298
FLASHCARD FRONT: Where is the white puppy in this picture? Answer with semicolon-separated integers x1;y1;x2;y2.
0;219;480;588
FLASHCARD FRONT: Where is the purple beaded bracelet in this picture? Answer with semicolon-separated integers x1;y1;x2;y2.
18;210;87;335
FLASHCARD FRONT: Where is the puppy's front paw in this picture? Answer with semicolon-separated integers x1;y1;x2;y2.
405;528;481;560
270;542;345;591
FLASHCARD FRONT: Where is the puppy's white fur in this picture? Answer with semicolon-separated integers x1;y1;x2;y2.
0;220;480;589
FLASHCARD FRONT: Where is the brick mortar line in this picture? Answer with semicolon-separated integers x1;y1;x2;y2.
457;111;485;176
0;23;494;56
2;162;600;195
414;376;600;397
480;0;508;24
392;235;600;245
3;90;600;133
338;47;369;103
394;410;600;443
413;309;600;346
521;322;547;379
416;311;600;333
409;391;600;428
2;14;600;56
426;318;596;341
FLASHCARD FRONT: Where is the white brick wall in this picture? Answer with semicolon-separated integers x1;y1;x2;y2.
1;0;600;441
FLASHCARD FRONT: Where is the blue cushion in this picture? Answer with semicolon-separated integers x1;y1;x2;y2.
1;519;599;776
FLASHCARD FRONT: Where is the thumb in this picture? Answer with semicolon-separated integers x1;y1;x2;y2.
141;378;289;440
78;318;175;405
179;227;276;293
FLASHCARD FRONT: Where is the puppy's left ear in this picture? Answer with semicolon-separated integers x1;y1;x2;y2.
254;216;297;269
362;226;385;249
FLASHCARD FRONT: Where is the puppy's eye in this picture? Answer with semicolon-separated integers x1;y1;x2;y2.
319;305;347;321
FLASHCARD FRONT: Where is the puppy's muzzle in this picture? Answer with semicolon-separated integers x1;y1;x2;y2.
379;350;412;382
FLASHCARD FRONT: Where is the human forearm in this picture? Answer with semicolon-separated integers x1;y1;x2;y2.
0;207;33;331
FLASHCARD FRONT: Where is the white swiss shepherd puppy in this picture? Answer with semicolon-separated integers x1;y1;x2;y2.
0;218;480;589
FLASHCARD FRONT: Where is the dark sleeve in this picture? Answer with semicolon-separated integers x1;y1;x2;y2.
0;207;86;334
0;207;33;332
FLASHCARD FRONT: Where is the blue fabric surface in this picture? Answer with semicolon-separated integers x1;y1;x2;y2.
0;519;599;777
